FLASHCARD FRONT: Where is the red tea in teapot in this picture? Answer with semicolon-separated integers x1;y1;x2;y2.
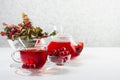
48;35;83;59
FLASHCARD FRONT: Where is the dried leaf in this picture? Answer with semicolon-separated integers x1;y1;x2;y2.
49;30;58;36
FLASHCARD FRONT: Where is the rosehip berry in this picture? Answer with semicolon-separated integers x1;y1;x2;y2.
17;30;21;33
22;64;29;69
64;51;69;56
49;51;53;56
0;32;6;36
9;32;13;39
49;48;71;65
52;51;57;56
58;51;64;56
63;57;67;63
26;64;30;68
65;57;68;60
11;29;17;34
33;64;37;68
25;22;31;28
56;49;60;52
22;64;27;68
55;49;58;53
60;47;66;51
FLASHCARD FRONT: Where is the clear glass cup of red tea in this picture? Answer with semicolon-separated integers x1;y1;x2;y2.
11;39;47;70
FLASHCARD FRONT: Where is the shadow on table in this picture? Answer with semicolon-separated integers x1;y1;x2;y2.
65;58;83;67
43;66;70;75
10;63;70;76
10;56;89;76
14;67;70;76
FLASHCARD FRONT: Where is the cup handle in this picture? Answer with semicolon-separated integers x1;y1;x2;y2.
11;50;21;63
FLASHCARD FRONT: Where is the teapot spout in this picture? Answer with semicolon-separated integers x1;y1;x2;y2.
76;42;84;54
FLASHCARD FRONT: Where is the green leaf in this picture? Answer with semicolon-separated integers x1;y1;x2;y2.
4;27;11;33
20;36;27;40
49;30;58;36
27;28;31;34
35;27;43;33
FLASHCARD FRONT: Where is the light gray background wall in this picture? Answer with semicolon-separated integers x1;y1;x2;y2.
0;0;120;47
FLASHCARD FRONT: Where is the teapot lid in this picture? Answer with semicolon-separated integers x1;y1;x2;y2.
53;34;72;42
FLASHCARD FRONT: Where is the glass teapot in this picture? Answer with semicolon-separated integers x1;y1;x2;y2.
47;34;84;59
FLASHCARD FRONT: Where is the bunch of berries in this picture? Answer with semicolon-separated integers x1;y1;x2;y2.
22;63;37;69
0;13;57;41
49;47;71;65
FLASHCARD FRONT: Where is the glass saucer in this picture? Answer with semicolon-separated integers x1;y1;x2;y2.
10;63;46;76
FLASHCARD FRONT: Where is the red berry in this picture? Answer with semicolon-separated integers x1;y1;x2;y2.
22;64;29;69
9;32;13;38
56;49;60;53
29;64;37;69
49;51;53;56
53;50;59;56
64;51;69;56
54;49;58;53
65;56;68;60
11;28;17;34
25;22;31;28
58;51;64;56
63;57;67;62
26;64;30;68
0;32;6;36
60;47;66;51
52;51;57;56
33;64;37;68
49;48;71;65
49;50;58;56
22;64;27;68
17;30;21;33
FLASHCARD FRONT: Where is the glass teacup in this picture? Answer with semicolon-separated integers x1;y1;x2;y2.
11;39;47;69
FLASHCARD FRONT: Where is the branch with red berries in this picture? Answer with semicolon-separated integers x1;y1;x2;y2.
0;13;57;41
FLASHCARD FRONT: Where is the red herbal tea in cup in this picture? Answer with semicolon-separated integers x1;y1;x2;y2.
12;47;47;69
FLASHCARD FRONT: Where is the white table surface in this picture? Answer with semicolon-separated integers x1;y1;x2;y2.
0;47;120;80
